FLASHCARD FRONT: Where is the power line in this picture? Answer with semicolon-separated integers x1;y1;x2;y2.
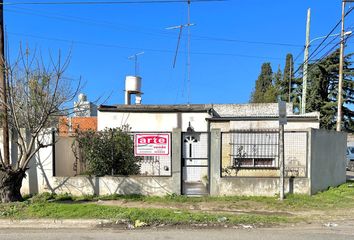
307;8;352;63
293;46;305;63
5;6;303;48
189;35;303;48
304;34;341;64
7;31;285;60
293;6;354;78
1;0;225;5
294;34;353;81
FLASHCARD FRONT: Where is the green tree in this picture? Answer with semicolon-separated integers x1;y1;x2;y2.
73;127;141;176
306;49;354;131
280;54;294;102
290;76;303;113
251;63;276;103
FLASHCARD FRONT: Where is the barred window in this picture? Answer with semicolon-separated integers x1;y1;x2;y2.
230;131;278;169
234;158;275;168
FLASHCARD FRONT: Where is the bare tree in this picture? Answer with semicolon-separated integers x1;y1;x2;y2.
0;47;80;203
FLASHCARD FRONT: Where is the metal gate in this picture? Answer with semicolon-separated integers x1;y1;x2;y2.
182;132;209;195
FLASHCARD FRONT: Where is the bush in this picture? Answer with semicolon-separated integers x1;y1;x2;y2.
73;127;141;176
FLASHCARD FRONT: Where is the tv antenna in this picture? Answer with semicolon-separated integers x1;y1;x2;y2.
166;0;193;103
128;51;144;76
166;23;195;68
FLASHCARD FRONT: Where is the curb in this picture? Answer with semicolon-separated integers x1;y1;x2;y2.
0;219;111;229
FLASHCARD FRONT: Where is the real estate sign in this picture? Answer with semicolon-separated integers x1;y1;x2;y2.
134;133;171;156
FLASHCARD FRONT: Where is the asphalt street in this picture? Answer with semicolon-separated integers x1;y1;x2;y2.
1;223;354;240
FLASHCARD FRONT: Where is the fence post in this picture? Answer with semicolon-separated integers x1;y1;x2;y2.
52;129;56;177
172;128;182;195
210;128;221;196
279;124;285;200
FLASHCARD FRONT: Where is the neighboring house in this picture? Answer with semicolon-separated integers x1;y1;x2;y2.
58;93;98;136
58;116;97;136
74;93;97;117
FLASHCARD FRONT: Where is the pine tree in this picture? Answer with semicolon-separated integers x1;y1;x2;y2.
291;76;303;113
282;54;294;102
306;49;354;131
251;63;275;103
274;65;283;90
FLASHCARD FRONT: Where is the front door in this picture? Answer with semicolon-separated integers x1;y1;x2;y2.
182;132;209;195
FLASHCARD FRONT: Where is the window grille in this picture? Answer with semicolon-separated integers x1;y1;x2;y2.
229;131;279;168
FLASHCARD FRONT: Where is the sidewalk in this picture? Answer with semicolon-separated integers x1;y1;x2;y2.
0;219;109;229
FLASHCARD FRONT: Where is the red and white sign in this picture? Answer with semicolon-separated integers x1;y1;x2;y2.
134;133;170;156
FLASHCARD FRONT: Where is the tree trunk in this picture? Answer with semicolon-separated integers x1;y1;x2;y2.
0;168;26;203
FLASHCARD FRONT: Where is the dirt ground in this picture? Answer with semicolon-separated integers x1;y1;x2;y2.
90;172;354;223
93;199;354;223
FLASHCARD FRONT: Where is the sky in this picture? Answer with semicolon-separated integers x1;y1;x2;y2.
4;0;354;106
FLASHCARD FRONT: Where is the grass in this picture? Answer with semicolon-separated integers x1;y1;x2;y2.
0;202;292;225
0;181;353;226
39;181;354;211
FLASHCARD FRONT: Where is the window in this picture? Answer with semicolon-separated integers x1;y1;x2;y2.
229;132;278;169
234;157;275;168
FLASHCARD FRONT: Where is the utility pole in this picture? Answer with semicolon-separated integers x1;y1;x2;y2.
336;1;346;132
301;8;311;114
0;0;9;165
187;0;191;104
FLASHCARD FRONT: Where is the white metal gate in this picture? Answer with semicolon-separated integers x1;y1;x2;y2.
182;132;209;195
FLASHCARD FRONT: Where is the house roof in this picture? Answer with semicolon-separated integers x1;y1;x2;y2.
206;115;319;122
98;104;211;113
98;103;320;121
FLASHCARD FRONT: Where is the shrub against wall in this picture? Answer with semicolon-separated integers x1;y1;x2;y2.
73;127;141;176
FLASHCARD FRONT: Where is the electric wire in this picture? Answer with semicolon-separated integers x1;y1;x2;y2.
292;6;354;78
7;31;285;60
307;34;341;61
0;0;225;6
4;6;303;48
294;34;353;81
293;47;305;64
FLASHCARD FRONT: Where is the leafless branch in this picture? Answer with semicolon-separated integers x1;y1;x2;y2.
0;46;80;171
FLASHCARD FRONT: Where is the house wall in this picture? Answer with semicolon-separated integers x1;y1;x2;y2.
58;116;97;136
215;177;310;196
211;119;315;179
309;129;347;194
210;129;310;196
220;131;308;178
212;103;294;117
98;111;210;132
209;120;319;131
230;120;319;130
